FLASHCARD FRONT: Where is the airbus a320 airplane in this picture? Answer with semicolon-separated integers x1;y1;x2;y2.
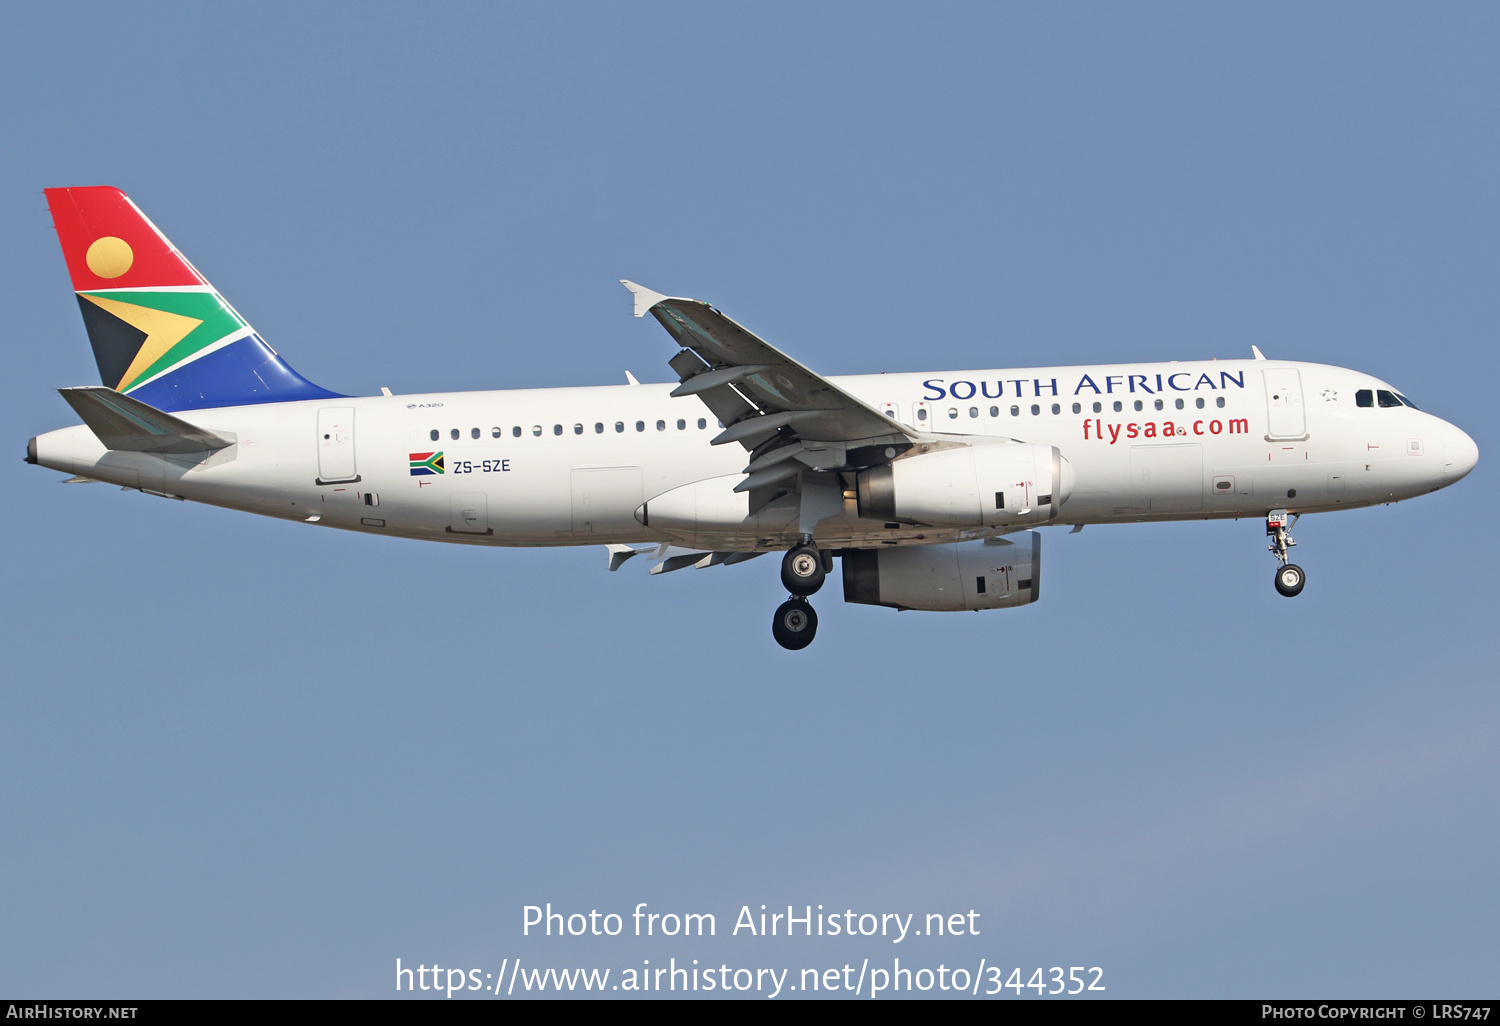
26;187;1479;649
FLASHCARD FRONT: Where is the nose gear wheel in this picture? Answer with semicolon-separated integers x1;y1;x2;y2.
1275;563;1306;597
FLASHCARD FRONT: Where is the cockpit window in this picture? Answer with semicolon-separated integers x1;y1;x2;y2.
1397;393;1419;410
1356;389;1373;407
1377;389;1402;408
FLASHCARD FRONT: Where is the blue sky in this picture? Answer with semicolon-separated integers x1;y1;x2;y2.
2;2;1496;998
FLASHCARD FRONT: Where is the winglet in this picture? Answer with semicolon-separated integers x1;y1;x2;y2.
1251;345;1267;361
620;280;671;318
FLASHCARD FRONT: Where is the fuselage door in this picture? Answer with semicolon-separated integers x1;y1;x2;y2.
316;407;359;483
1263;369;1308;440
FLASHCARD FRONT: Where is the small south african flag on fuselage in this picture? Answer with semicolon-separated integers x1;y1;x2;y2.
409;451;444;475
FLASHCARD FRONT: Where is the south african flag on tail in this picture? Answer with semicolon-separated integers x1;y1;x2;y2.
44;186;345;413
409;451;444;476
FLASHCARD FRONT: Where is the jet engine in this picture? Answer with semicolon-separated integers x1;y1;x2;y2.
841;533;1041;612
856;443;1072;527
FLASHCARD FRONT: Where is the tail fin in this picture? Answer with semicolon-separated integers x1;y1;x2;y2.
44;186;344;412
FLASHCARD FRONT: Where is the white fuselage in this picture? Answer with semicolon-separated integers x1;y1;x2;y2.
30;358;1479;551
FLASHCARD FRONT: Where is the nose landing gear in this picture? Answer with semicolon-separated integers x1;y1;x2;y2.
1267;509;1306;597
773;540;828;649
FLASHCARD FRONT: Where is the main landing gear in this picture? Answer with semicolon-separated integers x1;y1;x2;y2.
773;540;830;650
772;598;818;650
1267;509;1306;598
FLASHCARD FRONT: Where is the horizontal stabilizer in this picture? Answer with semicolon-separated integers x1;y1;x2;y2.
59;386;233;454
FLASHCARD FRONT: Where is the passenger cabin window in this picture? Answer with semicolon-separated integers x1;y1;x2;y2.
595;422;604;433
1113;401;1123;412
677;419;686;430
430;429;439;442
1010;405;1020;417
1216;396;1226;408
990;406;999;417
698;418;707;429
636;421;645;432
1377;389;1402;408
1072;403;1081;414
1051;403;1061;415
1153;399;1163;411
573;423;583;435
1092;402;1102;413
450;428;460;440
471;427;480;439
970;407;979;418
553;424;563;435
1195;397;1205;409
491;427;501;438
1175;398;1184;410
616;422;625;433
656;420;665;431
917;408;928;421
1031;404;1040;415
532;425;542;436
513;426;522;437
1133;400;1143;412
948;408;958;419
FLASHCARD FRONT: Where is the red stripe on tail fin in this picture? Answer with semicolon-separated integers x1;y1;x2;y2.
45;186;203;291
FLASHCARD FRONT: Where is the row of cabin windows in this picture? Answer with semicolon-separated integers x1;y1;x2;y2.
428;393;1247;441
429;418;711;442
1356;389;1419;410
916;396;1228;422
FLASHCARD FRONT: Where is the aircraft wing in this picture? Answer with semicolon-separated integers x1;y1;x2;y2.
622;282;916;488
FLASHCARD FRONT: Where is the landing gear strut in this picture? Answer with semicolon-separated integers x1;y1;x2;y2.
1267;509;1306;598
774;539;827;649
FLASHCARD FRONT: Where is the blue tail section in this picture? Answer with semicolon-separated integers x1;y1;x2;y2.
126;334;346;413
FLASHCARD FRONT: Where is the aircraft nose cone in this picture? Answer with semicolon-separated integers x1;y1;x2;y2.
1442;424;1479;485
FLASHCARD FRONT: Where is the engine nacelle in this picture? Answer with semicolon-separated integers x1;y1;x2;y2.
856;442;1072;527
842;533;1041;612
